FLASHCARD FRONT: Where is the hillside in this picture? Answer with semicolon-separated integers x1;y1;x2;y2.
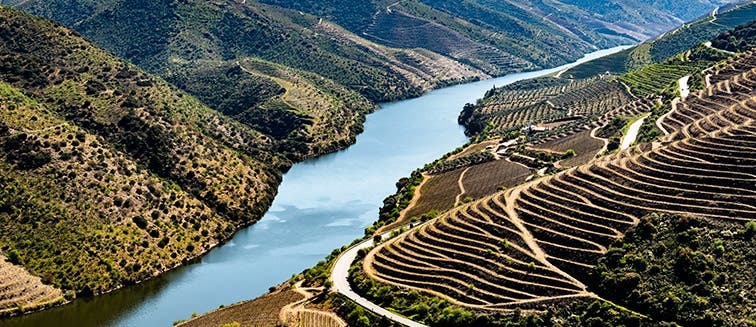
458;76;636;137
4;0;491;159
260;0;730;74
563;1;756;78
6;0;740;160
362;46;756;325
0;6;291;314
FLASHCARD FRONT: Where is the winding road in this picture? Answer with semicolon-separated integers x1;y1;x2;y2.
330;229;429;327
678;75;690;100
621;113;650;150
656;75;690;135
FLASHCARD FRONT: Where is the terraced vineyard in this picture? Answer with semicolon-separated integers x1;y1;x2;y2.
0;258;63;316
461;77;634;136
562;3;756;79
531;130;604;168
403;170;465;221
365;51;756;311
283;309;346;327
178;289;304;327
620;63;700;97
458;160;531;200
360;9;535;75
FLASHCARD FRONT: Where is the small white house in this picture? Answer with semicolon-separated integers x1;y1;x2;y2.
522;124;548;133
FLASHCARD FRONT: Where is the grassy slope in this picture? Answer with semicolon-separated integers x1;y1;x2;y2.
0;7;286;298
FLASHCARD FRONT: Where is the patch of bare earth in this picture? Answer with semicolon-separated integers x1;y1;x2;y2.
460;159;532;199
403;168;465;220
532;130;604;167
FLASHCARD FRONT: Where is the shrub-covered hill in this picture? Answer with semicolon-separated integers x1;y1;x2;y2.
259;0;730;74
711;20;756;52
593;214;756;326
7;0;736;159
4;0;490;158
0;6;289;301
6;0;420;102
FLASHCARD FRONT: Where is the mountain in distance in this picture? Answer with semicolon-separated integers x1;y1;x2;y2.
0;0;750;320
562;0;756;78
2;0;735;160
259;0;734;68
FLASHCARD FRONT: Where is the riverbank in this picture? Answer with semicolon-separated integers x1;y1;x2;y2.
169;45;634;327
0;45;631;327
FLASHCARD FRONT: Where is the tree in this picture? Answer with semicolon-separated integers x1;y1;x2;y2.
745;221;756;238
355;315;370;327
6;249;22;265
561;149;576;159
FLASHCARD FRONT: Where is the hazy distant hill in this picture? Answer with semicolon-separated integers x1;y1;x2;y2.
259;0;733;71
563;1;755;78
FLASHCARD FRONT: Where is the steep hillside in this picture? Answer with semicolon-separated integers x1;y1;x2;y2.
563;1;756;78
4;0;490;158
0;257;63;316
0;6;288;306
8;0;739;159
593;214;756;325
363;48;756;325
459;76;635;137
711;20;756;52
260;0;730;73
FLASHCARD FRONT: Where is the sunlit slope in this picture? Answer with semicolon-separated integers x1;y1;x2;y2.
366;50;756;311
0;7;284;300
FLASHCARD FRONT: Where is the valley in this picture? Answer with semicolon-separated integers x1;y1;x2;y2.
0;0;754;326
175;10;755;327
0;41;631;327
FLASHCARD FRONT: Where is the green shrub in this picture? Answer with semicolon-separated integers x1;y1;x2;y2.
6;249;22;265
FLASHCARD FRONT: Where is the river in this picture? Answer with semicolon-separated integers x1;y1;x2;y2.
0;45;630;327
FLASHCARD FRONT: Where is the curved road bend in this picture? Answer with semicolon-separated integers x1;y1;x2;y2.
621;113;650;151
331;228;429;327
656;75;690;135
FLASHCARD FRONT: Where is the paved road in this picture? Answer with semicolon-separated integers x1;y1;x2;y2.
621;113;650;150
678;75;690;100
331;229;429;327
